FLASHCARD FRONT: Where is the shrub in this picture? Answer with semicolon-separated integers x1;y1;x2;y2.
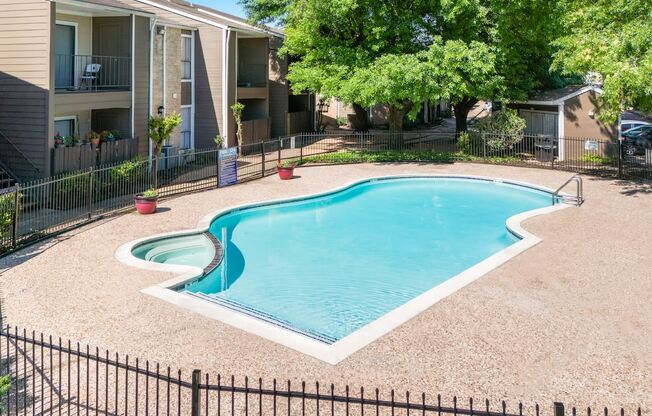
0;192;18;240
110;157;148;182
474;109;526;153
337;117;348;127
457;131;471;154
213;135;225;148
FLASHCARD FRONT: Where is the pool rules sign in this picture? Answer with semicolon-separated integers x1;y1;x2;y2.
218;147;238;187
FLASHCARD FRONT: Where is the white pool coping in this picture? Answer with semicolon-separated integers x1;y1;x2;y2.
115;174;573;364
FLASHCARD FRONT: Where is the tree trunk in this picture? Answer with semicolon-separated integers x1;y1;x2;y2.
350;103;369;131
453;98;478;132
387;105;405;132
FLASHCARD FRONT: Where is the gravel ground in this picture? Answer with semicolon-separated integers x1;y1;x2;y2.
0;163;650;414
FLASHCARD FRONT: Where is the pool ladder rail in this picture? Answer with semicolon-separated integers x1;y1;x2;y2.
552;174;583;206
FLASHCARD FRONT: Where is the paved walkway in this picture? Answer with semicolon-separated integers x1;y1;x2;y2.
1;163;650;413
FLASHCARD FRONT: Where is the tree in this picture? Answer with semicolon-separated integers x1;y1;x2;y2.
242;0;564;131
552;0;652;123
148;113;182;190
231;102;245;154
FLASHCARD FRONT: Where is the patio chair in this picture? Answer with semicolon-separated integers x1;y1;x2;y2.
80;63;101;91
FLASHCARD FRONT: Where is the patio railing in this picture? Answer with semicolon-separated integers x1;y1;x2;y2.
1;131;651;255
0;326;642;416
55;54;131;91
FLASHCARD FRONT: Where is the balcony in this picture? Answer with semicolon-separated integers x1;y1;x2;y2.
55;54;131;92
237;63;267;100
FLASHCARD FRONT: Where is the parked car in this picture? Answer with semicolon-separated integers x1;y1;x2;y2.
620;119;650;133
621;125;652;156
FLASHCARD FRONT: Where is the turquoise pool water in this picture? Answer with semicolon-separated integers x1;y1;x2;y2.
182;177;551;342
133;234;215;268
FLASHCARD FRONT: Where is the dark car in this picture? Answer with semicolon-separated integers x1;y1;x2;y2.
621;125;652;156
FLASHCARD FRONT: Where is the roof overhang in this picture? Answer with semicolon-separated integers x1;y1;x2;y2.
53;0;155;18
515;85;604;106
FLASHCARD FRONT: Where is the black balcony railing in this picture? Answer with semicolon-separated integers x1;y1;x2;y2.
55;54;131;92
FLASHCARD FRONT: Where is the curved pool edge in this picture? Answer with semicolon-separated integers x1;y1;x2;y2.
114;174;573;364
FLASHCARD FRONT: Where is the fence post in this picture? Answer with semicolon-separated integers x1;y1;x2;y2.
191;369;201;416
277;138;282;163
261;142;266;177
87;167;94;219
618;139;623;179
11;183;20;249
554;403;565;416
551;138;556;170
299;135;303;163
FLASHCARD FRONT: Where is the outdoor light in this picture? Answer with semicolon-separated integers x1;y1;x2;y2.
157;106;165;116
588;110;595;119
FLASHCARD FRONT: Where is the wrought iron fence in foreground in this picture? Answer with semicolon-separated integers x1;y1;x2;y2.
0;326;643;416
1;131;651;255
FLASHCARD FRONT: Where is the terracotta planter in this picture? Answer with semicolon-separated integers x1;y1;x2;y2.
278;166;295;180
134;194;158;214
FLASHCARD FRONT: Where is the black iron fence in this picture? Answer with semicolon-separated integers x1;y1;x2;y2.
1;131;651;255
0;326;642;416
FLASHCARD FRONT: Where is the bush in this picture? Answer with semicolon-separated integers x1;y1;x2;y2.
0;192;18;240
457;131;471;154
337;117;348;127
474;109;526;153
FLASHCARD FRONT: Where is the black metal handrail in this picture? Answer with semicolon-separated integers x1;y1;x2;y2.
54;54;131;91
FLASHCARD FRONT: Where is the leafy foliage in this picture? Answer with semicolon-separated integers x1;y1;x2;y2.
0;375;10;409
474;110;526;153
245;0;567;132
553;0;652;123
474;109;526;136
231;103;245;151
148;113;182;189
213;135;225;148
0;192;18;240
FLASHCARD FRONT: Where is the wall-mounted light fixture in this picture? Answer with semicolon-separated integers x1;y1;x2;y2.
156;25;166;36
588;110;595;119
157;106;165;116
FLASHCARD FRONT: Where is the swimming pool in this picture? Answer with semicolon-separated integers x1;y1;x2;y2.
119;175;566;363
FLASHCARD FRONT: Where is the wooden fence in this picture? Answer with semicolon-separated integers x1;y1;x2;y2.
51;138;139;175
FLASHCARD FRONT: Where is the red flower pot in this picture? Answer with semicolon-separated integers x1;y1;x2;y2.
134;194;158;214
277;166;295;180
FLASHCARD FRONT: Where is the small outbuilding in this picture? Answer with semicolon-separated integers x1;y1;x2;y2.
508;85;618;138
507;85;617;159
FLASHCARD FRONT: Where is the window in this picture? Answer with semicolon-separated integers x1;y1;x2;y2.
181;36;192;80
54;117;75;138
180;107;192;148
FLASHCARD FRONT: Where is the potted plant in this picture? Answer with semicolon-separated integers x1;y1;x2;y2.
89;131;101;148
54;133;64;148
277;160;297;180
134;188;158;215
135;113;182;214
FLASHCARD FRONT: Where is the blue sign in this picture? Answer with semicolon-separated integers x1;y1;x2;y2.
218;147;238;187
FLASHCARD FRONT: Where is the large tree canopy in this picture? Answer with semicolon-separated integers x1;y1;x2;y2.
553;0;652;123
242;0;566;131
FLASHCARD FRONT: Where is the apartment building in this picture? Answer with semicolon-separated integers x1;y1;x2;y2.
0;0;313;181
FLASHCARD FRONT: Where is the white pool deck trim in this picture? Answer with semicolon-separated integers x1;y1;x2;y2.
115;174;573;364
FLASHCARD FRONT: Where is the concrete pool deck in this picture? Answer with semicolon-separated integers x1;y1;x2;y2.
0;163;651;412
